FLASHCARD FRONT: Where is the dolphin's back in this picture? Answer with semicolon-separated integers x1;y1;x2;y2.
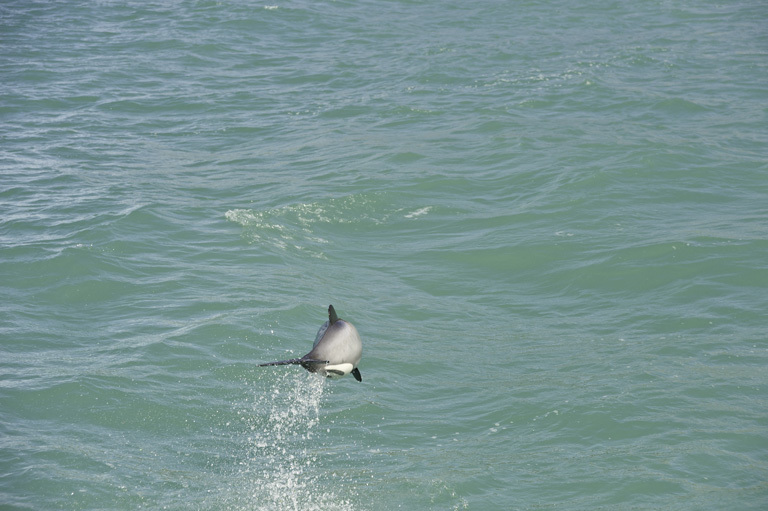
312;320;330;348
307;319;362;367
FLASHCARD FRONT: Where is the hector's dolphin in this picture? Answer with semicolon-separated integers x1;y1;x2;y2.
258;305;362;382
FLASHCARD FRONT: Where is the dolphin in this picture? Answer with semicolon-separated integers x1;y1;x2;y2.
258;305;362;382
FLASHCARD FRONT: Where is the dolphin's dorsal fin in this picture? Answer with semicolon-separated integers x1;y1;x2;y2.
328;304;339;324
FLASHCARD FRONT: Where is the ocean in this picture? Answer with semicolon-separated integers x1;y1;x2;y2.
1;0;767;509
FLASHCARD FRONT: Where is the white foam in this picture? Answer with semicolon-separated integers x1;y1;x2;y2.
404;206;431;219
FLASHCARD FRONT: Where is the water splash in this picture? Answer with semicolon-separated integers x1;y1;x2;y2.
227;371;355;511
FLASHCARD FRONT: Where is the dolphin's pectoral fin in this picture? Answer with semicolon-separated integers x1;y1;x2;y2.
352;367;362;382
299;359;330;372
301;358;330;365
258;358;303;367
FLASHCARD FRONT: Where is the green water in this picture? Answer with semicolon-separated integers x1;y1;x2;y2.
2;1;767;509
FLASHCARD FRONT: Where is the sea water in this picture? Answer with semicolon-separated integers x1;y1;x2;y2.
1;1;767;509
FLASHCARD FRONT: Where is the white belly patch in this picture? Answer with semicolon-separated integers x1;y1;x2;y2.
323;362;354;378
